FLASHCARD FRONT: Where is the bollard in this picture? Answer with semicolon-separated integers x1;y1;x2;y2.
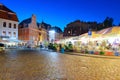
61;48;64;53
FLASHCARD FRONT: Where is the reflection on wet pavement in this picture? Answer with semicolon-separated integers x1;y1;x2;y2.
0;49;120;80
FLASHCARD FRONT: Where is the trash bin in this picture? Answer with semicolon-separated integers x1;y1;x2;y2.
61;48;64;53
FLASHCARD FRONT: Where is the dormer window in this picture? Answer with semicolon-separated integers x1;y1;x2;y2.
8;15;12;19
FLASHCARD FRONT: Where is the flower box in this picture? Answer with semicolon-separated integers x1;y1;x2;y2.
80;50;84;53
99;51;105;55
105;51;113;56
89;51;94;54
94;51;99;55
114;52;119;56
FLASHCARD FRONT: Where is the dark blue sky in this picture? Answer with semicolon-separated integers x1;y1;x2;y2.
1;0;120;31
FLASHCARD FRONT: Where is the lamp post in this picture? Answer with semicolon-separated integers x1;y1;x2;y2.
88;29;92;44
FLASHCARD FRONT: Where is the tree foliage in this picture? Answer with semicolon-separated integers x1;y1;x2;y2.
103;17;113;28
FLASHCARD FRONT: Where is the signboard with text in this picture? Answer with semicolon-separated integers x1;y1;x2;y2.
88;29;92;36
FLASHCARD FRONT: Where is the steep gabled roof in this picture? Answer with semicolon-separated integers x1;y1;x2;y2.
0;3;14;13
19;18;31;28
0;3;18;21
19;18;31;25
50;26;63;33
39;21;51;30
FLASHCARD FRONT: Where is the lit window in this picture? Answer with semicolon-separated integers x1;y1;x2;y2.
9;23;11;28
3;22;6;27
68;31;70;33
14;24;16;29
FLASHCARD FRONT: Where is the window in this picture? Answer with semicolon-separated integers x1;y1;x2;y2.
8;15;12;19
8;32;11;36
9;23;11;28
13;32;16;37
68;31;70;34
14;24;16;29
3;22;6;27
3;31;6;36
0;43;4;47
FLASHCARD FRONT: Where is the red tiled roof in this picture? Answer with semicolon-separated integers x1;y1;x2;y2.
0;4;18;21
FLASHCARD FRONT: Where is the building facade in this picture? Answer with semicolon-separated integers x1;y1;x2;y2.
39;28;48;42
38;21;51;43
49;26;63;43
0;3;19;46
19;14;40;46
63;20;98;37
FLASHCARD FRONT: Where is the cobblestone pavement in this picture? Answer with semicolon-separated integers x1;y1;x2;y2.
0;49;120;80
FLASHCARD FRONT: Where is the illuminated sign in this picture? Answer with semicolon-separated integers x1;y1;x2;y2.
88;29;92;36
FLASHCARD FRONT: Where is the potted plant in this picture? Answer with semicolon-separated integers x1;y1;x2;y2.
99;46;105;55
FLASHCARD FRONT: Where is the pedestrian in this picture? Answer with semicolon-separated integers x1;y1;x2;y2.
59;44;62;50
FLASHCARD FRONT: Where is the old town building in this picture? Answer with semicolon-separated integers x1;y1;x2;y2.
18;14;40;46
63;20;97;38
49;26;63;43
0;3;19;46
38;21;51;43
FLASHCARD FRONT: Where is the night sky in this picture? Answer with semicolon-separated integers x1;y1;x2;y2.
1;0;120;31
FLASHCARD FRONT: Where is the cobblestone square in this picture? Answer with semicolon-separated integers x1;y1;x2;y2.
0;49;120;80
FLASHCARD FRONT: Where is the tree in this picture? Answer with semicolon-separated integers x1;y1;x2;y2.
118;23;120;26
103;17;113;28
